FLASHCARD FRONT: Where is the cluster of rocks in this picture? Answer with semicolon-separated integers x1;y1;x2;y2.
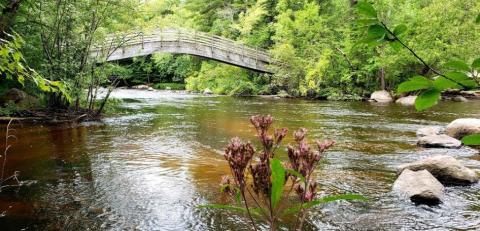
369;90;477;106
416;118;480;149
393;155;478;205
131;85;155;91
393;118;480;205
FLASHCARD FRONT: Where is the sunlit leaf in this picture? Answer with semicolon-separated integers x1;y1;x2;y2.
389;41;403;52
445;60;471;72
270;158;286;209
472;58;480;70
415;88;441;111
282;194;367;215
433;76;461;91
285;169;305;182
397;76;433;93
356;1;377;18
461;134;480;146
393;24;407;36
444;72;478;89
356;18;378;26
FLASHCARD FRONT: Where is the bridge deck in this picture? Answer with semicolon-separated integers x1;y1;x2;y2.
90;29;273;73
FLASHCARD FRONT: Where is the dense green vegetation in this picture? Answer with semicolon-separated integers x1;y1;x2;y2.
0;0;479;113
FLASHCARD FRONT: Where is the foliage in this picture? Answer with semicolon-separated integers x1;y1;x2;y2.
0;33;70;101
355;0;479;111
201;115;366;230
186;62;262;96
153;83;186;90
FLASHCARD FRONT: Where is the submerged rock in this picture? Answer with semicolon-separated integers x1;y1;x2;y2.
445;118;480;139
395;95;417;106
417;134;462;149
416;126;444;138
452;96;468;102
397;155;479;185
393;169;444;205
370;90;393;103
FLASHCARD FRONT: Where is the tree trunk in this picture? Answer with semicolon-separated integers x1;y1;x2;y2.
378;67;386;90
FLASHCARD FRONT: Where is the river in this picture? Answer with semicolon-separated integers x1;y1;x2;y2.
1;89;479;230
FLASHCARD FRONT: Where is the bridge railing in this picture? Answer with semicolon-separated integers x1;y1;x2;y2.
92;28;271;63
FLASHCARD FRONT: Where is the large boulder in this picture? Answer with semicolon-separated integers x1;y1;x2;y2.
445;118;480;139
397;155;479;185
2;88;26;104
417;134;462;149
393;169;444;205
416;126;444;138
370;90;393;103
203;88;213;95
395;95;417;106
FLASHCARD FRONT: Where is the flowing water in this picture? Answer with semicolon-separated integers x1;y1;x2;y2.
1;89;480;231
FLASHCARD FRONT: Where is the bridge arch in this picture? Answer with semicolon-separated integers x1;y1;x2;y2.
90;28;274;73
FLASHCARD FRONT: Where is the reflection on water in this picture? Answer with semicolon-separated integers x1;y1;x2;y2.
1;89;480;230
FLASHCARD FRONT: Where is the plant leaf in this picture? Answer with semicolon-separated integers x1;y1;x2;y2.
476;14;480;24
415;88;441;111
367;24;386;39
462;134;480;145
444;72;478;89
270;158;286;209
445;60;471;72
393;24;407;36
433;76;461;91
472;58;480;70
285;169;305;182
397;76;433;93
356;18;378;26
282;194;367;216
389;41;403;52
356;1;377;18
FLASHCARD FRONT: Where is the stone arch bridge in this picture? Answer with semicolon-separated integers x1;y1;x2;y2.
90;28;274;73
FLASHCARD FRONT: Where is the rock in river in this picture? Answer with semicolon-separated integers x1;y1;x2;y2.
397;155;479;185
203;88;213;95
416;126;444;138
370;90;393;103
417;134;462;149
395;95;417;106
393;169;444;205
445;118;480;139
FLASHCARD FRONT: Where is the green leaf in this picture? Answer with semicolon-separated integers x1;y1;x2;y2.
433;76;461;91
285;169;305;182
282;194;367;216
461;134;480;146
397;76;433;93
356;18;378;26
476;14;480;24
198;204;261;217
445;60;471;72
472;58;480;70
393;24;407;36
415;88;441;111
389;41;403;52
270;158;286;209
356;1;377;18
367;25;386;39
444;72;478;89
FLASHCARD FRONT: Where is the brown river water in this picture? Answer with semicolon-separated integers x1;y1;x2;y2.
0;89;479;231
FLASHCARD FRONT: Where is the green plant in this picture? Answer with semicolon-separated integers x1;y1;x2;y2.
0;32;70;102
200;115;366;230
356;1;480;145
